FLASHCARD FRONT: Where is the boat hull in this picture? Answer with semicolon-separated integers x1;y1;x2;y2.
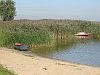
14;45;28;51
75;34;89;36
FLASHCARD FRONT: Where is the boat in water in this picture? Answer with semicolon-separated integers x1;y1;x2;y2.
75;32;90;36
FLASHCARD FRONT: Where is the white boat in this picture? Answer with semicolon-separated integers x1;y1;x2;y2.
75;32;90;36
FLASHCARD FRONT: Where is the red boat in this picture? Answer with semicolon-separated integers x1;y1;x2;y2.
14;43;28;51
15;43;23;46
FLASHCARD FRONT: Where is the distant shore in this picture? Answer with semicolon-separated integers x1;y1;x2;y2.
0;47;100;75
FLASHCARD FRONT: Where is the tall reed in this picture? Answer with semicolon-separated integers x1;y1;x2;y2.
0;20;100;48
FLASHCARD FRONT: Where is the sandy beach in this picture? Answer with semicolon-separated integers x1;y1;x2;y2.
0;47;100;75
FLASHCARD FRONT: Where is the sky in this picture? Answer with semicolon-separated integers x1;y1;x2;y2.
15;0;100;21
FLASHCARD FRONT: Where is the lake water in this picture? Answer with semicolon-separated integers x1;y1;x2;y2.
31;37;100;67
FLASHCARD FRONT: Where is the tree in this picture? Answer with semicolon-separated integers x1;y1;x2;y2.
0;0;16;21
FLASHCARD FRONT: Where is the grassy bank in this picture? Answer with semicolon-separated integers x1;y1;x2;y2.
0;65;16;75
0;19;100;48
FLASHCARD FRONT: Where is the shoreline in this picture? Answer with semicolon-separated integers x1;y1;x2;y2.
21;48;100;68
0;47;100;75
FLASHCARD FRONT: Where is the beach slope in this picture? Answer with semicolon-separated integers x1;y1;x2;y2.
0;48;100;75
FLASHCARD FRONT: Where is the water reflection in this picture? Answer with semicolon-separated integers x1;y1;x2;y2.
30;35;100;67
30;36;76;57
51;41;100;67
75;36;92;44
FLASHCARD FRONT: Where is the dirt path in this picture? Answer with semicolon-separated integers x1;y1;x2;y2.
0;48;100;75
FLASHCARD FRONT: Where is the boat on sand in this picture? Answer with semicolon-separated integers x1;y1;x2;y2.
14;43;28;51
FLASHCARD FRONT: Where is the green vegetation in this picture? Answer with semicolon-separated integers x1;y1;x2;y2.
0;0;16;21
0;19;100;48
0;65;17;75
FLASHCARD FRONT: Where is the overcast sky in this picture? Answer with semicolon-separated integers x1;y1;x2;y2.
15;0;100;21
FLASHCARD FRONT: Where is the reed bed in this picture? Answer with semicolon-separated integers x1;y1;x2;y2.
0;19;100;48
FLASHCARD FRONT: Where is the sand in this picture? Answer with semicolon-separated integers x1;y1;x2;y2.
0;47;100;75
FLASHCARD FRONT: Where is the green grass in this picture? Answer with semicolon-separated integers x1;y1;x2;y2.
0;65;17;75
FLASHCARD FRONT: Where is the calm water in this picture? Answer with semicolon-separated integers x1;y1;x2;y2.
31;37;100;67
